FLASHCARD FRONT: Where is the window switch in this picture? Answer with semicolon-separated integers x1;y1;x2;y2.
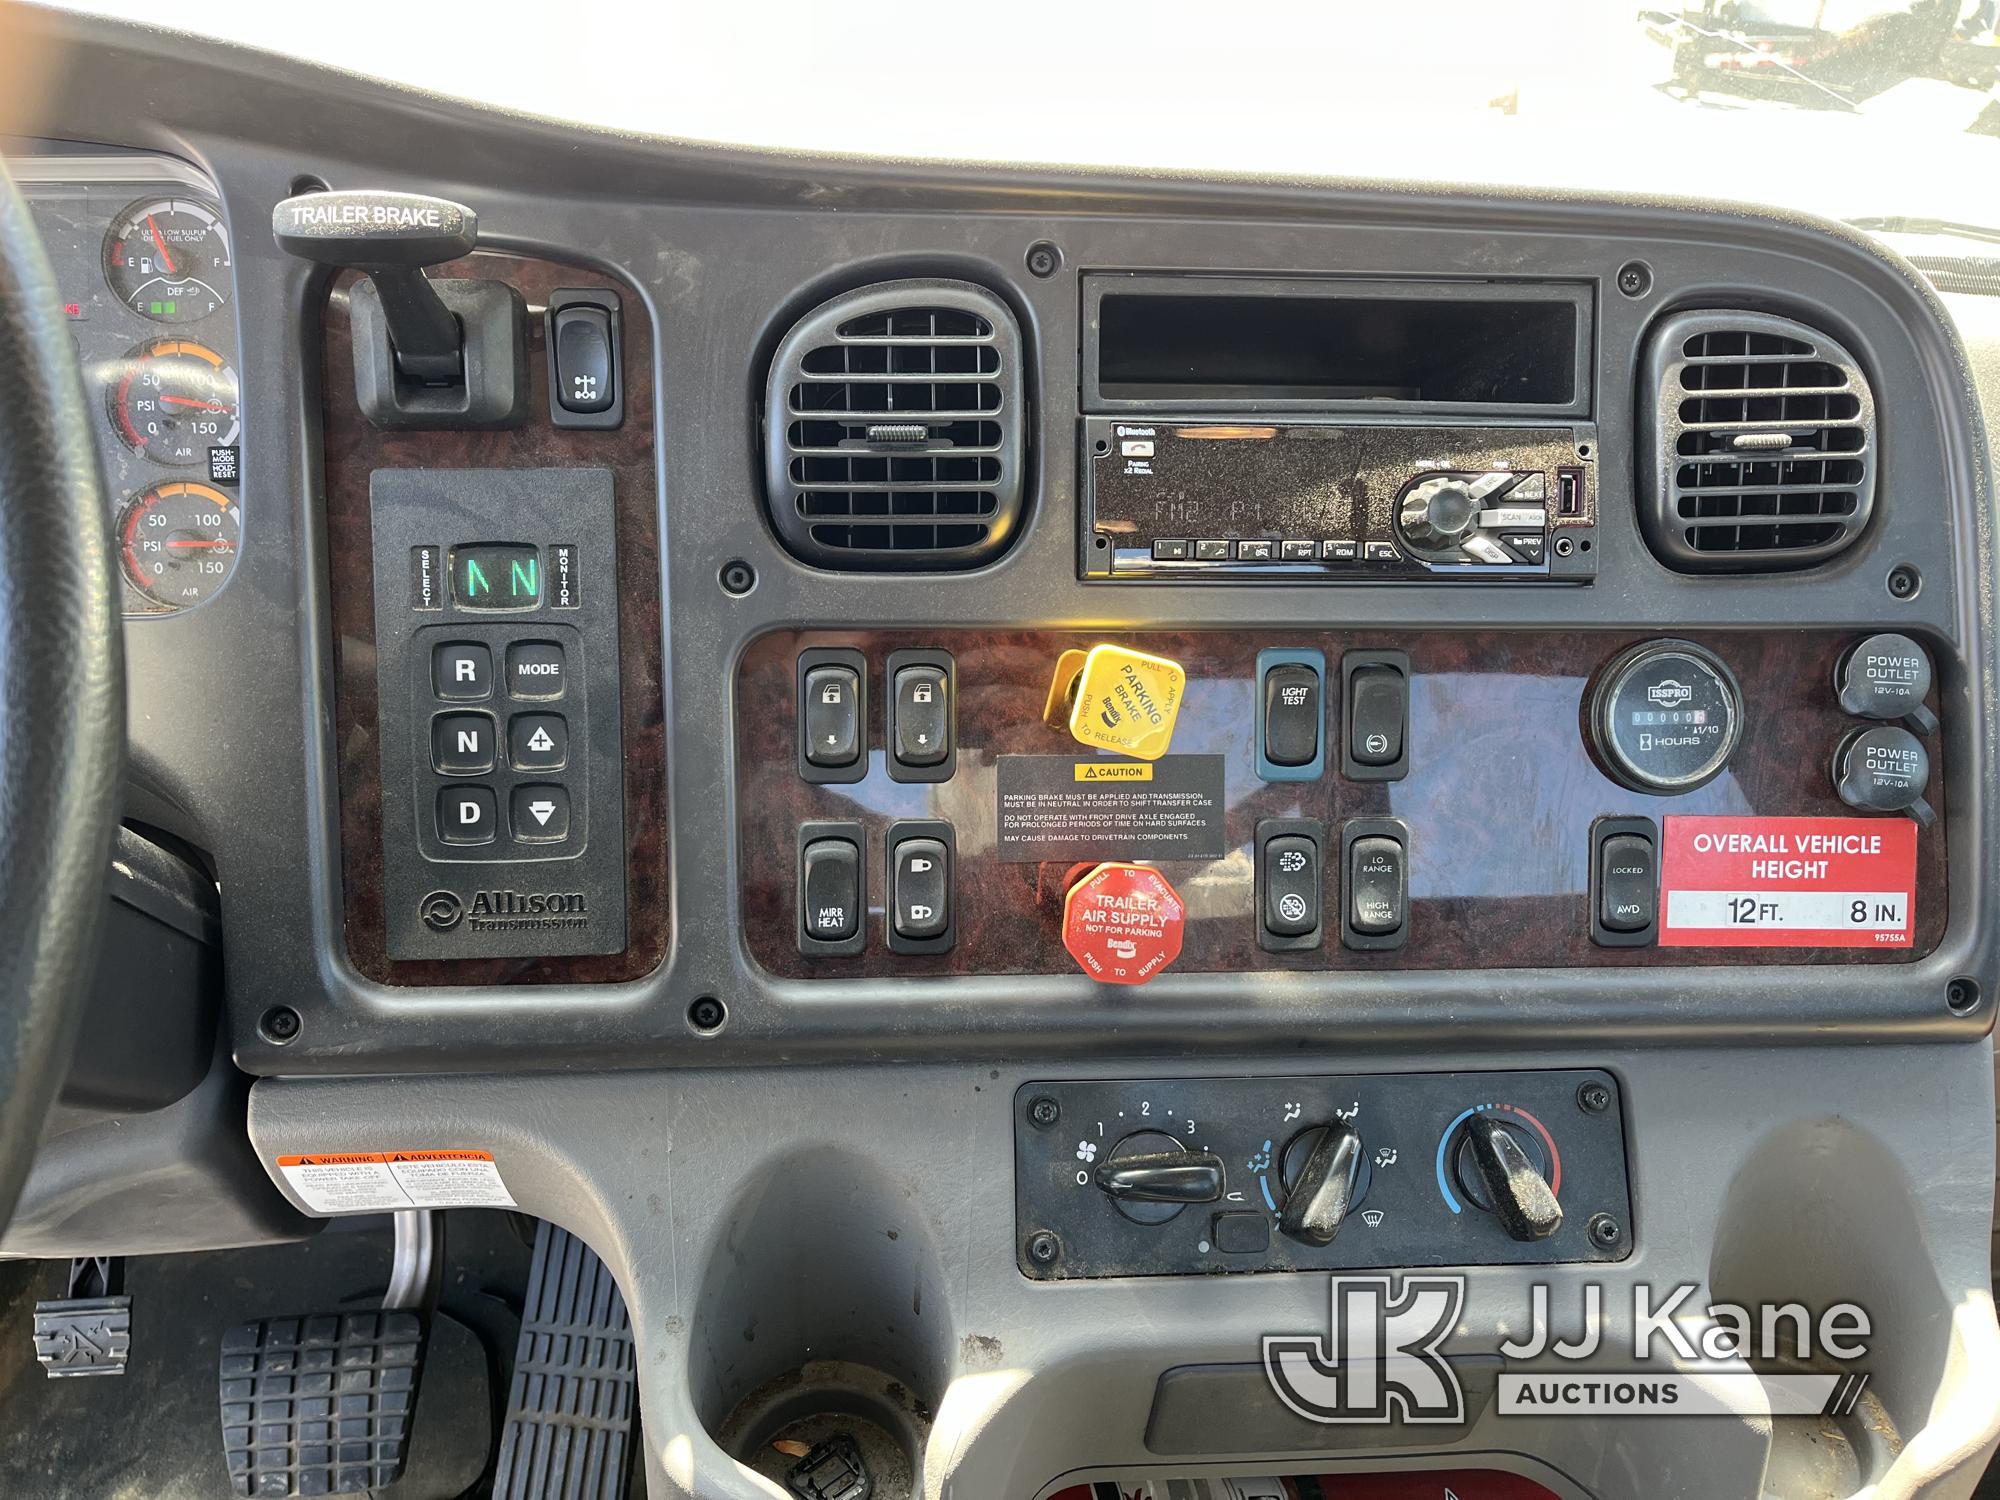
892;665;950;768
803;666;861;768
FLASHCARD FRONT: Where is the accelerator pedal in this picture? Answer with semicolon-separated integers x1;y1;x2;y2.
220;1211;443;1496
492;1221;637;1500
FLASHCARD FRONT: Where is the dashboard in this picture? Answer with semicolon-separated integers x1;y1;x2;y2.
5;7;1999;1500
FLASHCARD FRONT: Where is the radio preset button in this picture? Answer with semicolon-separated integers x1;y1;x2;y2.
1363;541;1400;562
1280;539;1315;561
1236;540;1274;561
1195;539;1231;560
1151;538;1191;561
1321;540;1358;560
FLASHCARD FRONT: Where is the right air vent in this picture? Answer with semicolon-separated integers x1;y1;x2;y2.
763;279;1025;571
1639;309;1875;572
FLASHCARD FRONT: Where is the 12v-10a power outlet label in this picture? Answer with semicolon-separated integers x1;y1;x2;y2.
1658;816;1917;947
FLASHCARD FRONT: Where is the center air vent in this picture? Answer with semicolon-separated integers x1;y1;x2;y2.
1638;309;1875;572
764;279;1026;570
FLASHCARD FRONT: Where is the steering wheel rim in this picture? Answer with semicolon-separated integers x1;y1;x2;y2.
0;160;126;1233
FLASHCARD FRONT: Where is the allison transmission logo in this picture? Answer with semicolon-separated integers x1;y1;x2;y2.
420;888;588;934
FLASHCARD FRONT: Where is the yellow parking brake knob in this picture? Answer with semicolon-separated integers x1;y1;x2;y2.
1043;644;1186;761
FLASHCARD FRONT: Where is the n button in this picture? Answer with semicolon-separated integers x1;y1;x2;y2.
431;713;495;775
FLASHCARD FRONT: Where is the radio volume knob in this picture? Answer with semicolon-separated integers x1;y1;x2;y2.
1397;477;1480;552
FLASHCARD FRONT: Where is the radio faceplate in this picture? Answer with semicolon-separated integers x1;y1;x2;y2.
1082;419;1596;580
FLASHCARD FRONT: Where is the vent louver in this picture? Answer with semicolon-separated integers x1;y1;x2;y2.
1639;310;1875;572
763;279;1026;570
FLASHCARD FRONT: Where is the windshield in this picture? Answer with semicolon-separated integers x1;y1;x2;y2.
40;0;2000;226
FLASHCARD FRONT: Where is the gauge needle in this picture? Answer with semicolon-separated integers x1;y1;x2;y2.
160;395;229;412
146;214;177;275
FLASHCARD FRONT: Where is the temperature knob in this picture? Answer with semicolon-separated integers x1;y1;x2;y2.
1093;1131;1223;1224
1833;724;1934;826
1452;1115;1562;1242
1277;1121;1365;1247
1396;477;1481;552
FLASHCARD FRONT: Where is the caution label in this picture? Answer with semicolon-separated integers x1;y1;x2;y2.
1658;816;1917;948
275;1149;517;1215
996;754;1224;862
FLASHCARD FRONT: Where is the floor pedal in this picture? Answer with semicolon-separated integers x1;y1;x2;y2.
33;1255;131;1378
492;1221;637;1500
218;1310;424;1496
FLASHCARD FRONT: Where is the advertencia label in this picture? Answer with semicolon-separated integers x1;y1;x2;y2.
996;754;1225;863
1658;816;1916;948
275;1149;517;1215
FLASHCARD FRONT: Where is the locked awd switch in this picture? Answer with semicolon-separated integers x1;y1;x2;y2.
1062;863;1187;984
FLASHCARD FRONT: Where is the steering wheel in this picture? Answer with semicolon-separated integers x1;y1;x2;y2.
0;161;126;1233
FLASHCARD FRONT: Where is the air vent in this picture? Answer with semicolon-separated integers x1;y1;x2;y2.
763;279;1026;570
1639;310;1875;572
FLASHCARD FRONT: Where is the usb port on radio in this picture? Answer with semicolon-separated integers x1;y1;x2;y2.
1557;466;1585;518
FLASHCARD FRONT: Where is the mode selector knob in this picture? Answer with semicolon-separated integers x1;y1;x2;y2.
1833;724;1934;826
1397;477;1481;553
1278;1120;1365;1247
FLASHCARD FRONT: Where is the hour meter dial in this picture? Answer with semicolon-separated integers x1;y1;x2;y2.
1589;639;1743;794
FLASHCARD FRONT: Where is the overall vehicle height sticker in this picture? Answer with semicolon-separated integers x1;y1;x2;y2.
1658;816;1916;948
275;1149;517;1214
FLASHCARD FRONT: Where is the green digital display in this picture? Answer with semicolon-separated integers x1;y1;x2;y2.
450;544;541;611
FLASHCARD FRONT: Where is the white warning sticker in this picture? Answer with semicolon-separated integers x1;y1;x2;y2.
275;1150;516;1215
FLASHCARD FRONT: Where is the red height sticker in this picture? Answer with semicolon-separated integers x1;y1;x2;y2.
1658;815;1917;948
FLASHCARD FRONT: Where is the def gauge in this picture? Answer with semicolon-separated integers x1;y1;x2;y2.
103;197;232;323
1589;639;1743;793
104;339;241;464
118;481;240;610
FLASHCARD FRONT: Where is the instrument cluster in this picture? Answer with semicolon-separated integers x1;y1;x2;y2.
11;155;243;616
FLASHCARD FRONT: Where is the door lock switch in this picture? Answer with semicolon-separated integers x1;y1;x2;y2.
886;822;956;954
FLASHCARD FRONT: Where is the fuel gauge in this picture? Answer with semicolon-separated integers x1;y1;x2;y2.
104;339;240;465
102;197;232;323
118;481;241;610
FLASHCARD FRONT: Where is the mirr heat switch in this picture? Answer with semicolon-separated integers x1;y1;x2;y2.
800;835;861;951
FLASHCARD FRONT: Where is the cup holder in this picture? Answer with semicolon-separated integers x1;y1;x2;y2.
689;1145;952;1498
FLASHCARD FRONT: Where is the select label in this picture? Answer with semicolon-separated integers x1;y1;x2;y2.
1658;815;1916;948
995;754;1225;863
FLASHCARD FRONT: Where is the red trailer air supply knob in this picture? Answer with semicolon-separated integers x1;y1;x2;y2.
1061;862;1187;985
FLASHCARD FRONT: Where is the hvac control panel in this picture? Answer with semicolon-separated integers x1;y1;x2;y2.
369;468;626;959
1014;1071;1633;1279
